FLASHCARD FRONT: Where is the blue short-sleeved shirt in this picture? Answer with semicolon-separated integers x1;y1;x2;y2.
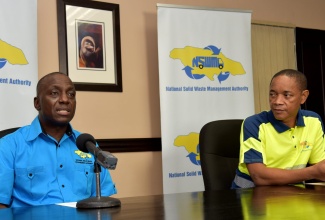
0;117;117;207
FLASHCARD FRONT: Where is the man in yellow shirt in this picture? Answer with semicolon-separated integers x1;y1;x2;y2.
232;69;325;188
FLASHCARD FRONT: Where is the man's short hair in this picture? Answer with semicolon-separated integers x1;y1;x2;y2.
36;72;68;96
271;69;307;91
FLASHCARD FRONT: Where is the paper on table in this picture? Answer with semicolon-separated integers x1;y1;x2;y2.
304;182;325;186
55;202;77;208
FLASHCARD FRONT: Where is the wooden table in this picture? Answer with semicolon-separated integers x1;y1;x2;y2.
2;185;325;219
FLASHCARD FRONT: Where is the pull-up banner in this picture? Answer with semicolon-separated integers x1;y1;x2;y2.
157;4;254;194
0;0;38;131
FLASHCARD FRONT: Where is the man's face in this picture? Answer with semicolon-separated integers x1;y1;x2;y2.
81;36;95;58
34;74;76;128
269;75;308;128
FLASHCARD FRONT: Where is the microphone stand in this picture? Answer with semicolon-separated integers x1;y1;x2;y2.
76;162;121;209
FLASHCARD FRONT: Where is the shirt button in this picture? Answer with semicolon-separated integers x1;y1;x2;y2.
62;184;65;188
60;164;63;168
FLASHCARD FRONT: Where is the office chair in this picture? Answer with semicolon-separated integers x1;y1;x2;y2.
0;127;20;138
199;119;243;191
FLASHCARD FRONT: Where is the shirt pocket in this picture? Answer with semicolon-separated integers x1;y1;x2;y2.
15;166;47;200
73;165;94;197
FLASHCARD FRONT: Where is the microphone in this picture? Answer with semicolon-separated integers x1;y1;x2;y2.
75;133;121;209
76;133;117;170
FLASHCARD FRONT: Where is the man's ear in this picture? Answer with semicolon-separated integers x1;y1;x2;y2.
34;97;41;111
300;90;309;104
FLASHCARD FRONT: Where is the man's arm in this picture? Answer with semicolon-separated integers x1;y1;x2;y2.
0;204;7;209
247;160;325;186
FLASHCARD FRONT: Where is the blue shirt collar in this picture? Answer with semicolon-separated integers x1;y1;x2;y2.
26;116;77;142
267;109;305;133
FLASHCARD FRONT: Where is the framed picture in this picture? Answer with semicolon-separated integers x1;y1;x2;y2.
57;0;122;92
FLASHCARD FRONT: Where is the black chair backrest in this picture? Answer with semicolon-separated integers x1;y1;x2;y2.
0;127;20;138
199;119;243;191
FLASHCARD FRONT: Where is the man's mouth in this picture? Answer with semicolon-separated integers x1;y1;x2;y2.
57;109;70;115
273;108;284;113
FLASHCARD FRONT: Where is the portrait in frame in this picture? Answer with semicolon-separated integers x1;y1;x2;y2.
57;0;122;92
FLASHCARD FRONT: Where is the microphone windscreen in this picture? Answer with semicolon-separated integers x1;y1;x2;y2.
76;133;96;153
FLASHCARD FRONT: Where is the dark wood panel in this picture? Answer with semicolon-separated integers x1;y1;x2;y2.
0;127;162;153
97;138;162;153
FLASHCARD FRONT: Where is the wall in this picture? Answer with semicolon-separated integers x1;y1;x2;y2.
38;0;325;198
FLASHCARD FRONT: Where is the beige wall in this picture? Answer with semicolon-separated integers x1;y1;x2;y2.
38;0;325;198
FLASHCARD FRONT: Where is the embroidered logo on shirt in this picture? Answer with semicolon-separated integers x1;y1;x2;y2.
300;141;312;151
74;150;93;164
75;150;92;158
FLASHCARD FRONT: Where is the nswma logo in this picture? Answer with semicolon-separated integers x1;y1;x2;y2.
0;39;28;69
168;132;202;179
0;39;31;87
174;132;200;166
170;45;245;83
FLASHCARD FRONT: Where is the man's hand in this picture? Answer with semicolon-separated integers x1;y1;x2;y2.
0;203;7;209
309;159;325;181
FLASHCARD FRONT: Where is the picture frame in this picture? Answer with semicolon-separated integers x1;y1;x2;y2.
57;0;122;92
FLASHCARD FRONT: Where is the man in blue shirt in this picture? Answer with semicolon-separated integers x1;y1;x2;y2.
0;72;117;208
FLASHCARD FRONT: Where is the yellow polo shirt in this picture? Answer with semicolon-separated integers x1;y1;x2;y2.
232;110;325;188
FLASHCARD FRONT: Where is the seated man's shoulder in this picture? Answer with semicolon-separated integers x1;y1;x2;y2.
244;111;269;125
0;126;30;142
301;109;321;118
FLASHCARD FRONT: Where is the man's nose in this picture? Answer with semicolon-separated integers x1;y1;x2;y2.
59;93;69;103
273;94;284;104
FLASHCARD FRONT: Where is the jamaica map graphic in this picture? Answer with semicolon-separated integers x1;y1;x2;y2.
170;45;245;83
169;45;247;166
0;39;28;69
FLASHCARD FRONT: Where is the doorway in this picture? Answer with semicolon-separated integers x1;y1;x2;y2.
296;27;325;123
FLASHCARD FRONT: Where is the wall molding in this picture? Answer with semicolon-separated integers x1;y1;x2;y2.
97;138;162;153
